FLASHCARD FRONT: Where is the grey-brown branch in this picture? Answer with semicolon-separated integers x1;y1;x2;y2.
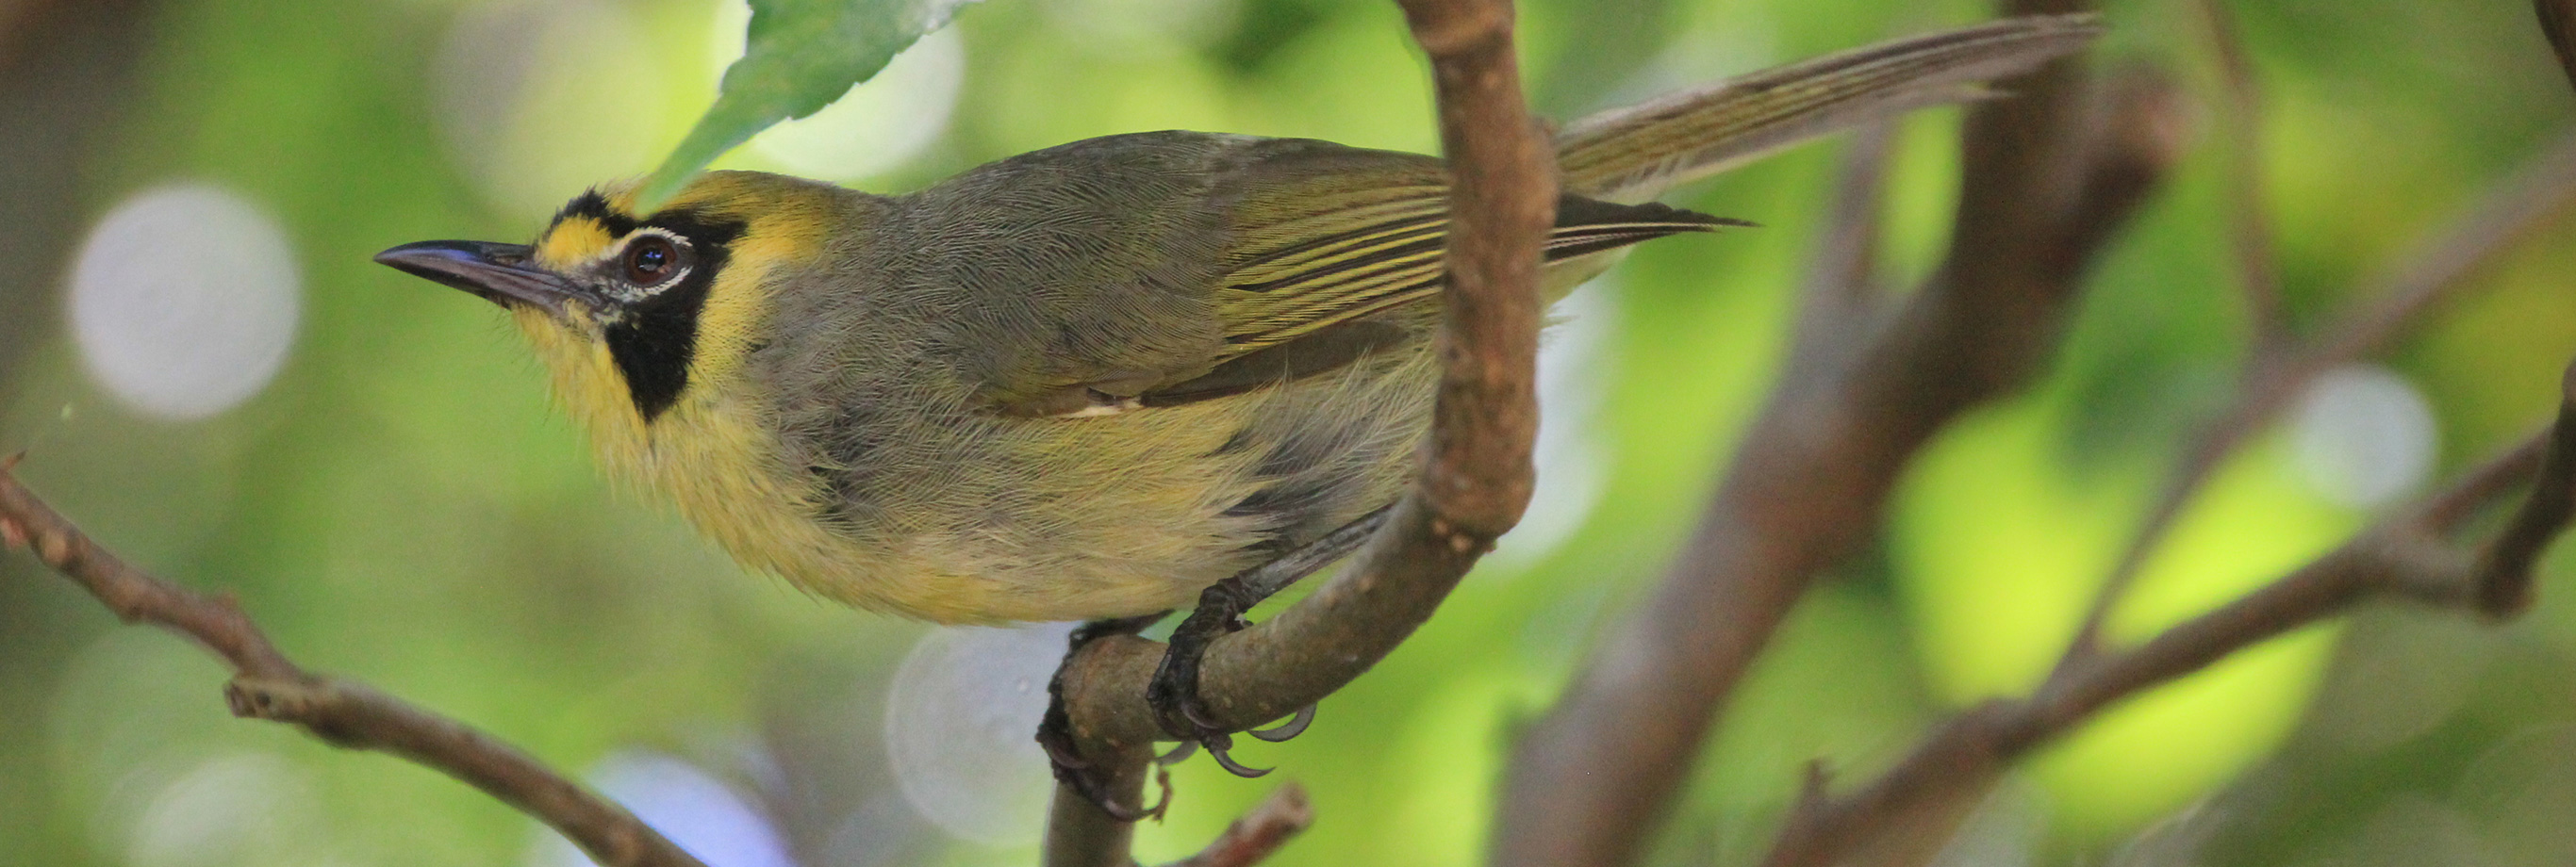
1039;0;1555;860
0;462;710;867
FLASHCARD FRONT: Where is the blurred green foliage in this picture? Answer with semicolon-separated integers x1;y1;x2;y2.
3;0;2575;865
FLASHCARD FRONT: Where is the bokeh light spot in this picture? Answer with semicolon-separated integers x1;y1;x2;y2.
883;623;1068;845
2291;364;2439;508
531;751;795;867
68;184;299;420
125;752;314;867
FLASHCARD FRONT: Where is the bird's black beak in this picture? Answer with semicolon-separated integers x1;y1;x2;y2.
374;240;579;314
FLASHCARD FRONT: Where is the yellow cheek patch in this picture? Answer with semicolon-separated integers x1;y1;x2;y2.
535;218;616;270
685;220;815;388
509;302;642;438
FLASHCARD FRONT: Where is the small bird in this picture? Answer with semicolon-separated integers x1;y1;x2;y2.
378;15;2095;800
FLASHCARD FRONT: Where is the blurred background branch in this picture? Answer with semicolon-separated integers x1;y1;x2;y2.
0;465;709;867
2189;0;2287;359
0;0;150;411
1759;367;2576;866
1732;5;2576;858
1489;3;2181;865
2062;133;2576;667
1747;4;2576;862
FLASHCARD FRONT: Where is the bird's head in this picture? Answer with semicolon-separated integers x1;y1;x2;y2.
376;171;847;429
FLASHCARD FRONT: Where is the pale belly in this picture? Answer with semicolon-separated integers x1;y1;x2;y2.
646;339;1440;624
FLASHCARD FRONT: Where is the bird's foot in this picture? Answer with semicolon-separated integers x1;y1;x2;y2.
1038;613;1172;821
1146;576;1319;778
1043;509;1387;813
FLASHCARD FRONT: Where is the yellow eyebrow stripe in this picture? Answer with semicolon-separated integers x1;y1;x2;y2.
534;217;617;270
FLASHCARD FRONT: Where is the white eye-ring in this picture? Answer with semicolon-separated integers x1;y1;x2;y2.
617;230;690;288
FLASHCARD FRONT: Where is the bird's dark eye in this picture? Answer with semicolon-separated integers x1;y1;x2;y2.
622;235;681;286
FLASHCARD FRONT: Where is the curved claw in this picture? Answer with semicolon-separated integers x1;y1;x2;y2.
1203;736;1274;778
1156;739;1200;765
1246;704;1316;743
1181;698;1228;732
1039;733;1092;771
1064;769;1153;822
1099;793;1154;823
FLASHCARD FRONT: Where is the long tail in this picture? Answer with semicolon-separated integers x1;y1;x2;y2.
1555;14;2103;203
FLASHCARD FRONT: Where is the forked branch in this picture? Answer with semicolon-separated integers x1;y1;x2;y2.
1758;361;2576;867
2060;132;2576;664
1488;5;2185;865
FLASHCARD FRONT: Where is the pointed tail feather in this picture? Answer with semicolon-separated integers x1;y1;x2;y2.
1556;14;2103;203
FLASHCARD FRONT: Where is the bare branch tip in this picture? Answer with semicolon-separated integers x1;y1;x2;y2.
36;525;72;565
223;679;271;720
1273;779;1314;814
1164;782;1316;867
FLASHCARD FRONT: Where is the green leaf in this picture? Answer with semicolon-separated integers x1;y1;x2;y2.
634;0;978;209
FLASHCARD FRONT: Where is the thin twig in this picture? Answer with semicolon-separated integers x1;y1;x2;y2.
2192;0;2289;354
0;465;705;867
1039;0;1553;856
1487;7;2180;865
1792;121;1896;351
1161;784;1316;867
2470;364;2576;613
1759;365;2576;867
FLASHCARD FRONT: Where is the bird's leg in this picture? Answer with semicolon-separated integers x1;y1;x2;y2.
1148;505;1392;777
1039;612;1172;821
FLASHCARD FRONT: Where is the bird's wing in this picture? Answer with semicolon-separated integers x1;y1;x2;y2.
1209;150;1732;355
1122;138;1733;409
907;134;1730;417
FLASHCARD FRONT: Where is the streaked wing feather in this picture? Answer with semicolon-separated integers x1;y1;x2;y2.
1214;194;1738;356
986;138;1743;418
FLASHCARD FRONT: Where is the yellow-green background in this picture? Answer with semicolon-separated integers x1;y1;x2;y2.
4;0;2575;864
